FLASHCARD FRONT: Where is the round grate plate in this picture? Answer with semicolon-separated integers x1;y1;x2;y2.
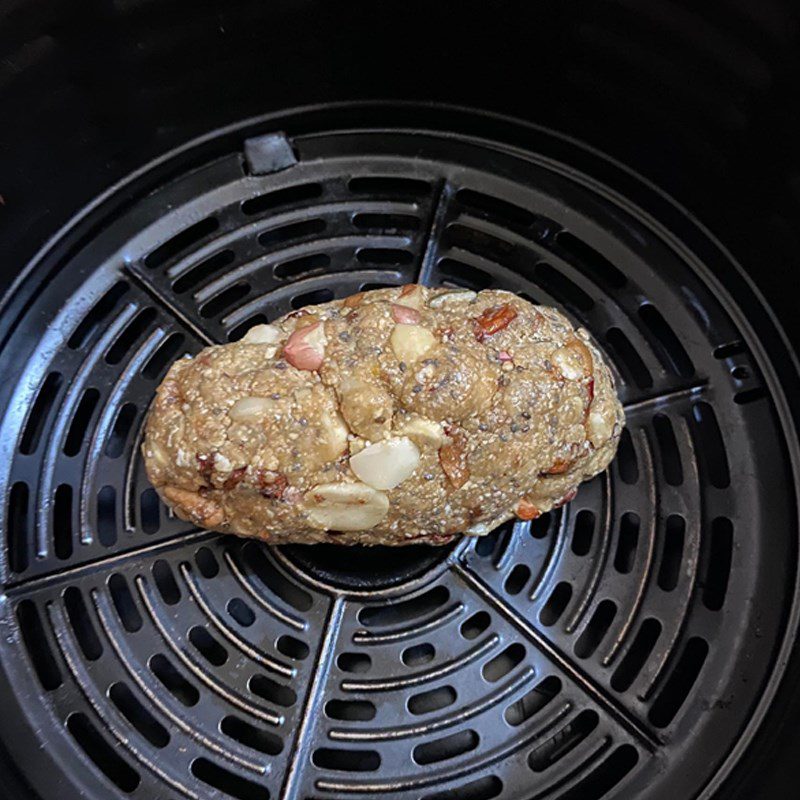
0;107;798;800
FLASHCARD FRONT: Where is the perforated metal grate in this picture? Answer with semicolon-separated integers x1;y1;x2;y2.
0;110;797;800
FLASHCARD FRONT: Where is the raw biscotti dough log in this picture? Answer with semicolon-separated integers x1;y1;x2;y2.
143;286;624;545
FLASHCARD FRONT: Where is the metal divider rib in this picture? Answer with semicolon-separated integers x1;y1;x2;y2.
452;562;660;751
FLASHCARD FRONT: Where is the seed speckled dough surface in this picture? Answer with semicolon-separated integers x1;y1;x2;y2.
143;286;625;545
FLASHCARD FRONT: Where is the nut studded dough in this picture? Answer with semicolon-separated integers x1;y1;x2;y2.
143;286;624;545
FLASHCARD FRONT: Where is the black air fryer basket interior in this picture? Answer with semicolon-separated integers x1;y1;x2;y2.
1;3;799;800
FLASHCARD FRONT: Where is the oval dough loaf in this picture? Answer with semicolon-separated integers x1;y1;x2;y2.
143;286;624;545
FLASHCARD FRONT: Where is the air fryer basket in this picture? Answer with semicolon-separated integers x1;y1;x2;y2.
0;107;797;800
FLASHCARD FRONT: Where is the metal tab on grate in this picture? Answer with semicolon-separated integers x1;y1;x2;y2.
0;109;797;800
